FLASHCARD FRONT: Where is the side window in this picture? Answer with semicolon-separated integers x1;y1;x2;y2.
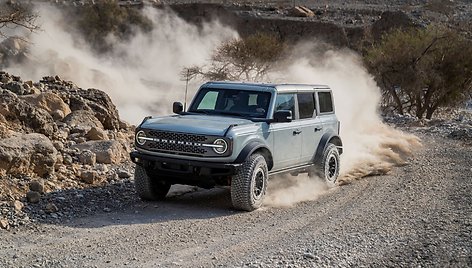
197;91;218;109
318;92;333;113
297;93;315;119
248;94;258;106
274;93;296;118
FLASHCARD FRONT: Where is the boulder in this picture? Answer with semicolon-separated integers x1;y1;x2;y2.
45;202;59;213
85;126;108;141
29;180;45;193
62;109;104;130
71;140;128;164
117;169;131;178
0;90;57;137
12;200;24;212
79;170;99;184
65;88;121;130
79;150;96;165
26;191;41;203
20;92;71;120
0;133;58;177
2;81;27;95
288;6;315;17
0;218;9;230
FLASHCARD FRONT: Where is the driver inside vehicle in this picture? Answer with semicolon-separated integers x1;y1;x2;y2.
228;92;249;112
255;94;269;114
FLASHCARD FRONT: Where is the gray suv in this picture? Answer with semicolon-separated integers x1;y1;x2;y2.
130;82;342;211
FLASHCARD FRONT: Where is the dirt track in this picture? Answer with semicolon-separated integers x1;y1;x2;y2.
0;133;471;267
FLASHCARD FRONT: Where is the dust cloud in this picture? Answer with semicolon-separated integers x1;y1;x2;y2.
5;4;237;123
264;44;421;207
4;5;421;207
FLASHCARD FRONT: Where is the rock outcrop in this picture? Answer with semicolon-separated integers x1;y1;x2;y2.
0;71;134;210
0;133;58;177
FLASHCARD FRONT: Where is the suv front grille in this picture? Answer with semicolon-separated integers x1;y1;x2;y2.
148;130;207;143
142;130;209;156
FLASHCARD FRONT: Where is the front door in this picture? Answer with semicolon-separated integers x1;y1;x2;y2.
270;93;302;170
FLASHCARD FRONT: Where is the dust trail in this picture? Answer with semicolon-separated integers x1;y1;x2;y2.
4;4;237;123
264;174;329;208
270;44;421;179
263;44;421;207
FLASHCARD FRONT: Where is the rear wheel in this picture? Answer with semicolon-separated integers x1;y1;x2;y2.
134;165;171;201
231;153;268;211
312;143;340;187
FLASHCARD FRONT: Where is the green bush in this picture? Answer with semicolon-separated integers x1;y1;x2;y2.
364;25;472;119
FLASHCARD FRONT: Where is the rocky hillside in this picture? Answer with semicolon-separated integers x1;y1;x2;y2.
0;71;135;230
169;0;471;50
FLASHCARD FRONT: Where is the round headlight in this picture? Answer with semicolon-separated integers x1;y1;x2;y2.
213;138;228;154
136;130;147;146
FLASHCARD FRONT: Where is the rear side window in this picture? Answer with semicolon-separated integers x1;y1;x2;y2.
318;92;333;113
297;93;315;119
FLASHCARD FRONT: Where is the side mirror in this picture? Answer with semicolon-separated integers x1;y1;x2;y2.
173;102;184;114
273;110;292;123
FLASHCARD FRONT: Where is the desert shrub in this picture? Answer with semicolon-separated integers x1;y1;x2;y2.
184;33;286;82
75;0;152;52
365;25;472;119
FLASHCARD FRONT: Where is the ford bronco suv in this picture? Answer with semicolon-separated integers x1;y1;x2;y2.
130;82;342;211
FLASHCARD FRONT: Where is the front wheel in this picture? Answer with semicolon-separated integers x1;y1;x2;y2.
231;153;268;211
134;165;171;201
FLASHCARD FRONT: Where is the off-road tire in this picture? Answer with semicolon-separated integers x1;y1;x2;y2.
231;153;268;211
314;143;340;187
134;165;171;201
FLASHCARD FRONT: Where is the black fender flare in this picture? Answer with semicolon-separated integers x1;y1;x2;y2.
234;141;273;170
314;132;343;163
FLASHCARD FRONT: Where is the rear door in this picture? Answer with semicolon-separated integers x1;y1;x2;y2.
316;91;338;134
297;92;324;164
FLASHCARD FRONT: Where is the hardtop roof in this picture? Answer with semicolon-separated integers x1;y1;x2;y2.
202;81;330;93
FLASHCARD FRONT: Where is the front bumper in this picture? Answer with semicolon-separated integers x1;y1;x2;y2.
130;151;241;178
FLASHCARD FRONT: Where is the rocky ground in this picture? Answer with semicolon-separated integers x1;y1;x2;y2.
0;132;470;267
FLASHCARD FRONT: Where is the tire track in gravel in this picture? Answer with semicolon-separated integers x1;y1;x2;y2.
152;180;375;267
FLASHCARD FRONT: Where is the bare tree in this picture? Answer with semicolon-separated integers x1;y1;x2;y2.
0;1;39;38
183;33;286;82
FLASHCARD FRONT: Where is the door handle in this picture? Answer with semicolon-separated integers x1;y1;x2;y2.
293;130;302;135
314;127;323;132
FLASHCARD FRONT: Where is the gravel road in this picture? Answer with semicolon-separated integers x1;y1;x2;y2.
0;133;470;267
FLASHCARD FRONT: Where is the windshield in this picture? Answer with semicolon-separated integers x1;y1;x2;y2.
188;88;272;118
